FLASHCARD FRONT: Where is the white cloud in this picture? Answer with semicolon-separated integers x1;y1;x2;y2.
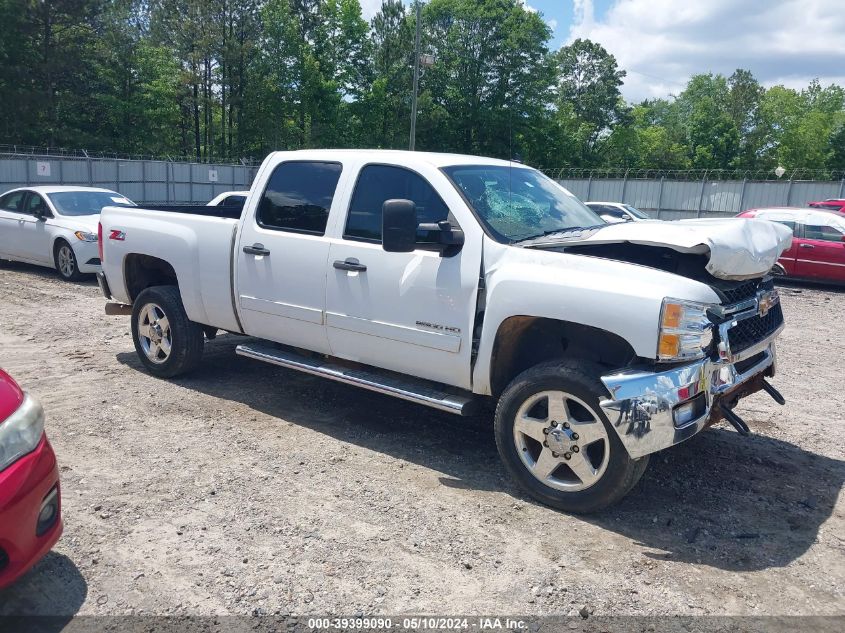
567;0;845;101
360;0;386;21
547;18;558;31
518;0;538;13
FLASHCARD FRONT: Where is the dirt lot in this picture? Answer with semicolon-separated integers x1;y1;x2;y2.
0;260;843;618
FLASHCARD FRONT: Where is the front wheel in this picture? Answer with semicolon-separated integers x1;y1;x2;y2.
131;286;204;378
54;240;84;281
494;360;649;513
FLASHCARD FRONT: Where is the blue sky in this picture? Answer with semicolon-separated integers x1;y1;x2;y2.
361;1;845;102
527;0;614;48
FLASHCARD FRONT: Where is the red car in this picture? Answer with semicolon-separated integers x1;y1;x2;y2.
808;199;845;214
737;207;845;283
0;369;62;590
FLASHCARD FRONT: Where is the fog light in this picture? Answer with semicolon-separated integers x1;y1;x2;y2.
36;486;59;536
672;394;706;428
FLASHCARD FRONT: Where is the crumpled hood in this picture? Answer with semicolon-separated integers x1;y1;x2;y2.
52;214;99;234
558;218;793;280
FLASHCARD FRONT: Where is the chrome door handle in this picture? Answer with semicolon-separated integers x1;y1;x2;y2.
799;243;814;249
333;258;367;272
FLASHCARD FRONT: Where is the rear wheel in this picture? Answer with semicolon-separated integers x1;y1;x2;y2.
54;240;84;281
131;286;204;378
494;360;648;513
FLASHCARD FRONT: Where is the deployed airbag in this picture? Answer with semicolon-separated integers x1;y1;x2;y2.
563;218;793;281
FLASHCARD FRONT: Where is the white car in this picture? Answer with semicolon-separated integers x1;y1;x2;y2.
207;191;249;207
0;186;135;281
97;150;792;513
586;201;651;223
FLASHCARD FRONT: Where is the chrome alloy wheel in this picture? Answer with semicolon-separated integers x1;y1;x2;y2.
57;244;76;278
137;303;172;364
513;390;611;492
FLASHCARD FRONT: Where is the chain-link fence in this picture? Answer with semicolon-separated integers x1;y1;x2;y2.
0;146;260;204
546;168;845;219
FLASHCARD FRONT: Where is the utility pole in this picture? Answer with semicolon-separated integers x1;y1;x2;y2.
409;2;422;151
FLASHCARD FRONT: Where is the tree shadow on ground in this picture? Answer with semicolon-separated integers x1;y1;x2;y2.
0;259;97;286
117;336;845;573
0;552;87;624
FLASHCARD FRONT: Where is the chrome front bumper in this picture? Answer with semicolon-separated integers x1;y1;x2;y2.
599;328;782;459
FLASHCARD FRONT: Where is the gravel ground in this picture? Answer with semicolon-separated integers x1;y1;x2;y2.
0;260;843;618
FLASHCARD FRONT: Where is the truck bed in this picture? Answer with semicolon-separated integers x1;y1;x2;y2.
99;205;241;333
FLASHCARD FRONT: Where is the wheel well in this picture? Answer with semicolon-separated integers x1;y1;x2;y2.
124;254;178;302
52;237;70;255
489;316;638;398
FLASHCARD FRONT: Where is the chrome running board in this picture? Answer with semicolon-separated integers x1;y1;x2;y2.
236;342;479;416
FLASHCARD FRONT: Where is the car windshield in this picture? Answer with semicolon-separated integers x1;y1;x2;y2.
442;165;603;242
47;191;135;216
624;204;650;219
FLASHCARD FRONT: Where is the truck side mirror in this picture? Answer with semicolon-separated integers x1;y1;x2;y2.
382;199;417;253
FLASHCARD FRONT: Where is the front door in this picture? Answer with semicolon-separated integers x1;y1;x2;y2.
324;164;482;389
16;193;55;265
235;160;345;353
795;221;845;282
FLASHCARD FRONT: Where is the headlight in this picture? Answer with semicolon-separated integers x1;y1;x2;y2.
0;394;45;471
74;230;98;242
657;298;715;361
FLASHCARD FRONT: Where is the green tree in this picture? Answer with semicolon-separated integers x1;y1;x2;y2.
554;38;627;149
419;0;554;161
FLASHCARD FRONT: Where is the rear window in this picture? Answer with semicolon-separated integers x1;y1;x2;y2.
257;161;342;235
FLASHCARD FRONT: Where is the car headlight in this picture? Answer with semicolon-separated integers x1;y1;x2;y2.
657;298;715;361
74;230;98;242
0;394;45;471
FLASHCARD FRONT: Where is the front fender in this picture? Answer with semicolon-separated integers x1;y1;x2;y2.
471;242;721;395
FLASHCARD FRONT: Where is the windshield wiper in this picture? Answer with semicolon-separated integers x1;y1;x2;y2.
512;224;605;245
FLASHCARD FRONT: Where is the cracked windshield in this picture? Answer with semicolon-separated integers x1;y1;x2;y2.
444;165;603;242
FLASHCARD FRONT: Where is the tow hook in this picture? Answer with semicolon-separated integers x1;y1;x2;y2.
761;380;786;405
720;404;751;436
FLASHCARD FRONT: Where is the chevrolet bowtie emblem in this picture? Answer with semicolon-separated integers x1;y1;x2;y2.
757;289;779;317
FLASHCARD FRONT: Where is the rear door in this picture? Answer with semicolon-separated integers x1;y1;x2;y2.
324;162;482;389
235;160;345;354
0;190;29;259
794;221;845;282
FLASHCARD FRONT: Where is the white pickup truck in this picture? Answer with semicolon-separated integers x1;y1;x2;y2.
97;150;792;513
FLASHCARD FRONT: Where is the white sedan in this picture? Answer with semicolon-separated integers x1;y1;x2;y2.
585;201;652;223
0;186;135;281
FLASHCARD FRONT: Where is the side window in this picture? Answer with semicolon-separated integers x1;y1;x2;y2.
24;193;49;216
0;191;26;212
223;195;246;206
600;206;626;219
804;223;844;242
344;164;450;244
256;161;342;235
772;220;797;236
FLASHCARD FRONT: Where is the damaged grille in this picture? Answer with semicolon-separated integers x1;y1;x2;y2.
718;277;774;305
726;303;784;353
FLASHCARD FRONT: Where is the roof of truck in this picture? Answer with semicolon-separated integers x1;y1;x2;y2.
267;149;517;168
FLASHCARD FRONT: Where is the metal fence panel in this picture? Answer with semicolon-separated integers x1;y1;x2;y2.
624;180;660;210
554;176;845;219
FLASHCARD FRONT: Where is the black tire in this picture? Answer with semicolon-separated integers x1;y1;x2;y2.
494;359;649;513
131;285;204;378
53;240;85;281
